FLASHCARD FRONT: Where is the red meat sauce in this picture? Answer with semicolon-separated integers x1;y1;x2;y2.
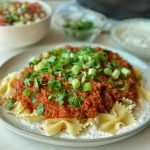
12;46;139;119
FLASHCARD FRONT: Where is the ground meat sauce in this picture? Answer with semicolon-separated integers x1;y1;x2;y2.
13;46;139;119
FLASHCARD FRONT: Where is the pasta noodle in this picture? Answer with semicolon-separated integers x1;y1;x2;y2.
139;87;150;101
0;72;19;98
43;119;83;136
120;98;136;110
7;101;25;116
97;102;135;133
134;68;150;101
42;118;93;136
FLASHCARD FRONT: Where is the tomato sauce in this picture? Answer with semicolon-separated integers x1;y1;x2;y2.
13;46;139;119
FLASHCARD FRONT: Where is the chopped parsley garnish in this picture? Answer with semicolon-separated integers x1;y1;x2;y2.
54;93;65;105
22;88;32;97
113;81;123;86
32;95;36;104
69;96;82;107
36;104;44;115
64;20;94;30
110;61;118;68
99;52;108;62
24;78;31;86
6;99;14;109
108;79;123;86
48;79;63;91
34;77;42;89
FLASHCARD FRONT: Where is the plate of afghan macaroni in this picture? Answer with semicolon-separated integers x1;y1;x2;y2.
0;43;150;147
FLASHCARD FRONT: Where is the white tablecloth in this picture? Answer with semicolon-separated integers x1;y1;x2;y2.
0;1;150;150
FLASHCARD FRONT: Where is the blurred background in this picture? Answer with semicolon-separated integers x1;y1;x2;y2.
77;0;150;19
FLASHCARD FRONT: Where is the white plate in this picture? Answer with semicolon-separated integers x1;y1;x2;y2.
0;43;150;147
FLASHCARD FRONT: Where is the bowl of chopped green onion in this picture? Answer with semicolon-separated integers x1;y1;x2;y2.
54;3;107;41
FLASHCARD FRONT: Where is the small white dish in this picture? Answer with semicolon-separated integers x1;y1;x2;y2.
0;0;52;49
111;19;150;60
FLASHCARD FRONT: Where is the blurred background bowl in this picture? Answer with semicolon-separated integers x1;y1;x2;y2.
54;3;107;42
111;19;150;60
0;0;51;49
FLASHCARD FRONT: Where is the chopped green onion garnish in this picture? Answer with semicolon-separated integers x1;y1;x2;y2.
112;69;120;79
83;55;89;62
36;104;44;115
48;79;63;91
69;96;81;107
68;77;73;84
71;78;80;89
29;57;39;65
42;52;49;58
54;93;65;105
6;99;14;109
104;68;112;76
86;60;94;67
48;55;56;62
22;88;32;97
114;81;123;85
32;95;36;104
71;65;82;75
48;95;52;100
34;60;46;71
88;68;97;76
121;68;131;78
24;78;31;86
110;61;118;67
83;82;91;92
34;77;42;89
99;53;107;62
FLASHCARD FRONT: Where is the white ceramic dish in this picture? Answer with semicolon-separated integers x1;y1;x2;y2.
111;19;150;61
0;43;150;147
0;0;51;49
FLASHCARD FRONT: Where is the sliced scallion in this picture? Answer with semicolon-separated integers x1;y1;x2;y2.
83;82;91;92
22;88;32;97
71;65;82;75
112;69;120;79
36;104;44;115
71;78;80;89
104;68;112;76
121;68;131;78
88;68;97;76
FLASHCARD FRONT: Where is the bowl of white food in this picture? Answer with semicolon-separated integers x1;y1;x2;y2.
111;19;150;61
0;0;51;49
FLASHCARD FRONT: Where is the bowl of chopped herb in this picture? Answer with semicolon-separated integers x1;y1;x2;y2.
54;3;107;41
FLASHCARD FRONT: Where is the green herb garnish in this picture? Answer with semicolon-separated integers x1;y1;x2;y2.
36;104;44;115
83;82;91;92
48;79;63;91
69;96;82;107
6;99;14;109
64;20;94;30
22;88;32;97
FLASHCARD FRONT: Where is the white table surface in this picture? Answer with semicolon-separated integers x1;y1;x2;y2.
0;1;150;150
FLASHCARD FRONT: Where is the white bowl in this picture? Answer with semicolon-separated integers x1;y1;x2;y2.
0;0;51;49
111;19;150;61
